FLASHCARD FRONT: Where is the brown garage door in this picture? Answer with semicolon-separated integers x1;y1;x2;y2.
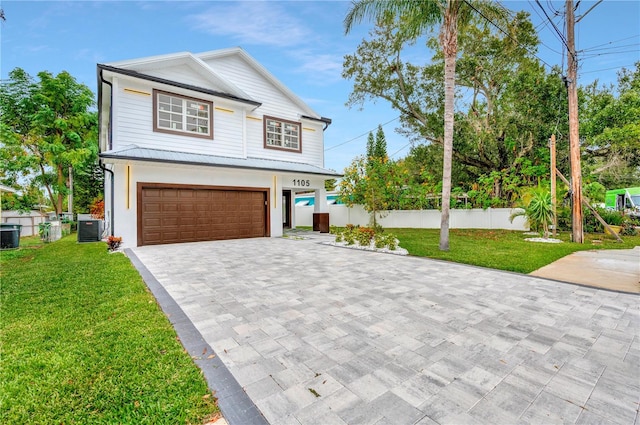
138;184;269;246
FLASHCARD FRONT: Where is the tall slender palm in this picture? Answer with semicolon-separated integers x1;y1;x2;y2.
345;0;499;251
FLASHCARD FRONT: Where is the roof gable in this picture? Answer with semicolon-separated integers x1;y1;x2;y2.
196;47;321;119
107;52;251;101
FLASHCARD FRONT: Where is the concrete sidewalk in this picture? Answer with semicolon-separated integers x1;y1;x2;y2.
131;236;640;425
530;246;640;294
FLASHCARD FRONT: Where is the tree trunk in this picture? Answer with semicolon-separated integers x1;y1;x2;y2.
56;165;64;216
39;162;57;216
439;6;458;252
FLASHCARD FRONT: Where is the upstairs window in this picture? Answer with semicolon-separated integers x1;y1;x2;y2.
264;116;301;153
153;90;213;139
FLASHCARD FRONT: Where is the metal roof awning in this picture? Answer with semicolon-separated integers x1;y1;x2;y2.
99;146;342;178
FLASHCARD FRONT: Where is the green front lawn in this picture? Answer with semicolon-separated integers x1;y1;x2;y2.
1;236;218;424
392;228;640;273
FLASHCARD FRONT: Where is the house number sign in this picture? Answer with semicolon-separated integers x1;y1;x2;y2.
292;179;311;187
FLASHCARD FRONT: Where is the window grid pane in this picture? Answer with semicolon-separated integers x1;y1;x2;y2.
265;119;299;150
156;92;210;136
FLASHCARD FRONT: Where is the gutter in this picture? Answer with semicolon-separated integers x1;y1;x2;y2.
301;115;332;131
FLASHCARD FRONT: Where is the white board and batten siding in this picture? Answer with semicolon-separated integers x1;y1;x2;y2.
202;54;326;167
110;58;326;168
244;116;324;168
143;63;216;90
111;77;244;158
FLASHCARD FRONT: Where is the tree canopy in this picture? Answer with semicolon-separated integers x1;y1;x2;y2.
342;5;638;220
345;0;507;251
0;68;99;215
581;63;640;188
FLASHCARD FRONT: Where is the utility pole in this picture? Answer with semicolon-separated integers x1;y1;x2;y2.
550;134;557;237
566;0;583;243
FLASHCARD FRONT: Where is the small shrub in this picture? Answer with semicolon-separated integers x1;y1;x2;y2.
89;195;105;220
38;222;52;243
584;207;604;233
385;234;398;251
343;229;356;245
600;209;623;226
620;218;638;236
356;227;375;246
374;233;386;248
335;233;344;243
107;236;122;251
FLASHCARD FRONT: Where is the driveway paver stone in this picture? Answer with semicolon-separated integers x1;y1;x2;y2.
131;234;639;425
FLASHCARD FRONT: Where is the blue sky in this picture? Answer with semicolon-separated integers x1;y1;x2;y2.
1;0;638;173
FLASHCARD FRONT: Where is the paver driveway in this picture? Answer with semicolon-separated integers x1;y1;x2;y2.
131;234;639;425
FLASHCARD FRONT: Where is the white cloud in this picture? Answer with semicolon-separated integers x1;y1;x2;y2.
293;51;344;84
296;53;343;75
188;1;312;48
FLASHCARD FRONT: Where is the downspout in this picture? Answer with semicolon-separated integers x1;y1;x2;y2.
99;160;115;237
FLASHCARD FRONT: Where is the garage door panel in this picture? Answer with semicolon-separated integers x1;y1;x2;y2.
144;217;161;226
162;217;179;226
140;186;267;246
144;202;161;213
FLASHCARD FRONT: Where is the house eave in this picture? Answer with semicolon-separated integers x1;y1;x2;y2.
97;64;262;108
99;148;342;178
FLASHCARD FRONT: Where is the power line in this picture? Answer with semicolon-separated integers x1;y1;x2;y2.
546;0;564;16
575;0;603;23
579;43;640;53
580;64;638;75
580;49;640;59
528;1;565;56
462;0;557;70
324;116;400;152
581;35;639;51
390;141;413;158
534;0;570;52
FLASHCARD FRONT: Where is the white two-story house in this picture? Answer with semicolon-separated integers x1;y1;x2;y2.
97;47;340;248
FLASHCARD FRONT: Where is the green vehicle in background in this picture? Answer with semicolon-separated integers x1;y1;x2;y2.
605;187;640;218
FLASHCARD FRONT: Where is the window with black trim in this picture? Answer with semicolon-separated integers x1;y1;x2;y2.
264;116;301;152
153;90;213;139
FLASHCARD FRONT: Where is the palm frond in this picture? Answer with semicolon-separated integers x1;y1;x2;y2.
344;0;443;36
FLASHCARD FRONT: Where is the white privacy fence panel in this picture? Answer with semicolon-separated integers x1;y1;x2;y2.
295;205;528;231
1;211;48;236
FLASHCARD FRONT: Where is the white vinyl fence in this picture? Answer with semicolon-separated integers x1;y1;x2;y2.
1;210;48;236
295;205;528;231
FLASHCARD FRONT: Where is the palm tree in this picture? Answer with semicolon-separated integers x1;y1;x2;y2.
509;188;554;239
344;0;503;251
